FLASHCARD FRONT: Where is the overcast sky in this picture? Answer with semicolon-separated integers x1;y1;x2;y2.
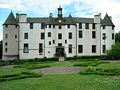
0;0;120;40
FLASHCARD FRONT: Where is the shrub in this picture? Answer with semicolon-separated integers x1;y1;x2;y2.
14;63;50;69
0;71;43;82
106;43;120;60
80;66;120;76
73;61;109;67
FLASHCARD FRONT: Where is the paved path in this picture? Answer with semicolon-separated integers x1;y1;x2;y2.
32;67;85;74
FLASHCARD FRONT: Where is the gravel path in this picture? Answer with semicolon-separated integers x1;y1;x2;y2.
32;67;85;74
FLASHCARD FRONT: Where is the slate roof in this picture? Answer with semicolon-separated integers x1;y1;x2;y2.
101;13;115;27
3;11;18;25
27;16;94;25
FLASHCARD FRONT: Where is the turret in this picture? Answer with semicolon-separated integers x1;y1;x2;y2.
2;11;19;60
58;5;63;18
101;13;115;54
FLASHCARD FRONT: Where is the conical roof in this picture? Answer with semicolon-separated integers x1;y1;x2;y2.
3;11;18;25
101;13;115;27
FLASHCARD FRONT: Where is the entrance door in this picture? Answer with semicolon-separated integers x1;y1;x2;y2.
55;43;65;57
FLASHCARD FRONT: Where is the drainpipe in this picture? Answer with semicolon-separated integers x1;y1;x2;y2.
18;25;20;60
75;24;77;56
44;23;46;58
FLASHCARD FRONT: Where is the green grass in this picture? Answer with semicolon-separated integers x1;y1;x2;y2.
14;63;50;69
73;61;109;67
0;74;120;90
0;68;42;82
97;61;120;69
1;59;120;90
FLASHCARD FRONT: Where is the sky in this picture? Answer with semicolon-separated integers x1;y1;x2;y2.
0;0;120;41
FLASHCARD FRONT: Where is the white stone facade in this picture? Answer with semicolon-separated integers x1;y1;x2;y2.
2;7;115;60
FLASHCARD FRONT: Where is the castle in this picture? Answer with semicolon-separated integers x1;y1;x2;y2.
2;6;115;60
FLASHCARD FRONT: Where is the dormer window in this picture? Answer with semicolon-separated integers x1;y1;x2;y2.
5;25;8;28
67;25;70;28
58;25;62;29
112;26;114;30
30;23;33;29
103;26;105;29
49;24;51;28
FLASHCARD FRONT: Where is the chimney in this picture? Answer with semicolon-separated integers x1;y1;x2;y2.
94;13;101;23
16;13;19;21
109;16;112;20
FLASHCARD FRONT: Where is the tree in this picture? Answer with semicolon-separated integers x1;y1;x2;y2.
106;42;120;59
0;41;2;59
115;32;120;43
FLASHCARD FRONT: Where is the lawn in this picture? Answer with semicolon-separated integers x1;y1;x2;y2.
0;74;120;90
0;59;120;90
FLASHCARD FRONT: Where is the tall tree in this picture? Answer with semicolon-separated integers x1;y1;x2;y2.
0;41;2;59
115;32;120;43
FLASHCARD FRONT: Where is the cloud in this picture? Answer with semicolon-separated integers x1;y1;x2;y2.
0;0;120;34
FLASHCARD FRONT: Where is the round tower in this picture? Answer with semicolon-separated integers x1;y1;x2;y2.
2;11;19;60
101;13;115;55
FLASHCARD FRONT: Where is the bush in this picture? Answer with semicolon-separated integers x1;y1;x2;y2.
66;56;100;61
14;63;50;69
73;61;109;67
106;43;120;60
80;66;120;76
0;71;43;82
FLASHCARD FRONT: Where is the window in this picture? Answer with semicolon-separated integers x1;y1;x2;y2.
112;33;114;40
41;23;45;29
92;31;96;38
65;40;67;44
68;44;72;53
58;33;62;39
5;34;8;39
5;42;7;46
112;26;114;30
5;25;8;28
79;31;82;38
102;33;106;40
92;23;95;29
85;23;89;29
48;32;51;37
49;24;51;28
92;45;96;53
102;45;106;53
58;43;62;47
78;45;83;53
15;35;17;39
24;33;28;39
103;26;105;29
5;48;7;52
69;32;72;39
39;43;43;53
53;25;55;28
67;24;70;28
58;25;62;29
79;23;82;29
41;33;44;39
53;40;55;44
30;23;33;29
49;41;51;45
23;43;29;53
15;25;17;28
